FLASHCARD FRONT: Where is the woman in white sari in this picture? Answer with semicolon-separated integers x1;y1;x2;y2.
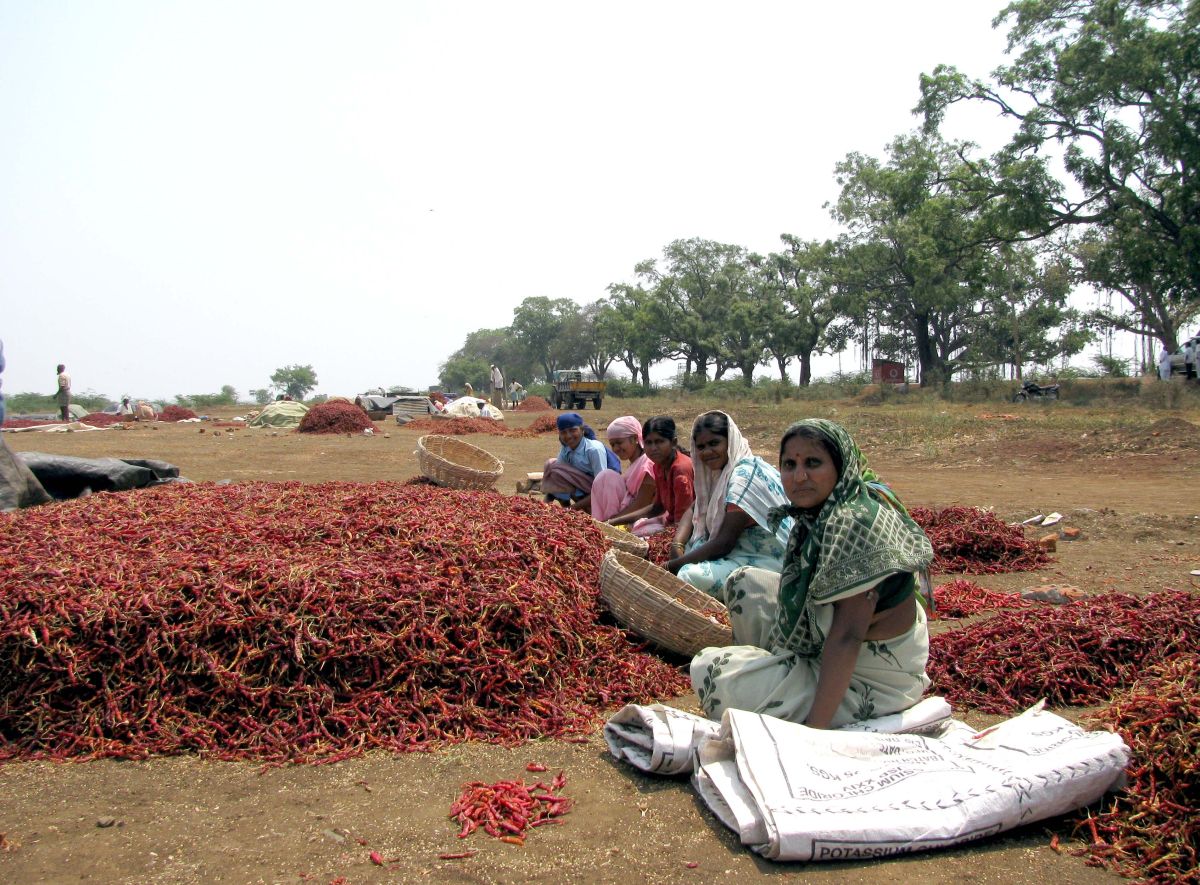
691;419;934;729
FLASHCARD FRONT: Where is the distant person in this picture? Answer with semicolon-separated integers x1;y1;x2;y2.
118;397;135;416
1158;345;1172;380
55;364;71;421
508;380;525;409
490;364;505;409
463;382;474;398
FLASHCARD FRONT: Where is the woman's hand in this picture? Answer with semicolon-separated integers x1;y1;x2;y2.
803;590;877;729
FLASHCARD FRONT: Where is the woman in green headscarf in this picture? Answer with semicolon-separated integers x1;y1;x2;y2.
691;419;934;729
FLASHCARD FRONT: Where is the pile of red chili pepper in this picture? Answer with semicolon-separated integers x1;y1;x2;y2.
646;526;678;566
158;405;198;422
403;417;508;435
932;579;1032;619
450;769;572;845
514;396;552;412
909;505;1051;574
297;401;375;434
1074;653;1199;883
0;482;688;763
927;591;1200;713
2;418;64;428
81;413;125;427
507;414;559;437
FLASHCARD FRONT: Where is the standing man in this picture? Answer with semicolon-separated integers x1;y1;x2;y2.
55;363;71;421
489;364;505;409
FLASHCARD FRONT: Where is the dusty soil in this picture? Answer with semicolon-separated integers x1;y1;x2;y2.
2;398;1198;884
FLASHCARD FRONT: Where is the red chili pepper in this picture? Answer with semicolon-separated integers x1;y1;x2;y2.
0;484;688;765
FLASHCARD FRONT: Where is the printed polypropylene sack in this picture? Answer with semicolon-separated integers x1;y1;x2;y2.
692;704;1128;862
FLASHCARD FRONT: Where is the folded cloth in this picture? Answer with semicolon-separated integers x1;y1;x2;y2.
691;702;1127;862
603;697;953;777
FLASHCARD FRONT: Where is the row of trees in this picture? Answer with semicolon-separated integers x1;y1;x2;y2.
442;1;1198;390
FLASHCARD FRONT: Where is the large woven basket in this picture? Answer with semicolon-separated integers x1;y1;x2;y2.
416;435;503;490
594;520;650;558
598;548;733;656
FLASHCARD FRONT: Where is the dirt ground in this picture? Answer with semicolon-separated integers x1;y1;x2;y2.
2;397;1198;884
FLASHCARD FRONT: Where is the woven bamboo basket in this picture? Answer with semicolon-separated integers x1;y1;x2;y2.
598;548;733;656
594;520;650;557
415;435;504;490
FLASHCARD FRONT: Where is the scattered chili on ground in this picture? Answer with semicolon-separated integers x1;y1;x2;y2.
0;483;688;763
450;770;571;840
932;579;1033;619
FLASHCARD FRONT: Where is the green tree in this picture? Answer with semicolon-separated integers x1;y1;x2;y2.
270;365;318;400
965;244;1092;378
635;238;746;383
758;237;852;386
438;355;490;392
576;301;621;380
249;388;272;405
918;0;1200;351
510;297;582;381
831;134;993;385
605;283;669;390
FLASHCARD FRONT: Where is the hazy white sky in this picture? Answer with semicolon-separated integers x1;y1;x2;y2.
2;0;1030;400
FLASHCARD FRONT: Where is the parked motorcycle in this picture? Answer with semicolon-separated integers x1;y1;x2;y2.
1012;379;1060;402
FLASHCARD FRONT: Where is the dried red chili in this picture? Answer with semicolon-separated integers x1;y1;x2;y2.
0;483;689;764
909;505;1052;574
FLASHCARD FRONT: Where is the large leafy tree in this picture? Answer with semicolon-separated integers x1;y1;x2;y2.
510;296;582;382
577;301;621;380
962;243;1092;378
918;0;1200;351
758;237;852;386
831;134;993;385
270;364;318;399
635;238;746;384
606;283;669;390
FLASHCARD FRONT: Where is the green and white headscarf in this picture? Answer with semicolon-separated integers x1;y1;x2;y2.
766;419;933;656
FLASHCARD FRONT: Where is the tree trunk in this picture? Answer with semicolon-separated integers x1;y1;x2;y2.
798;351;813;386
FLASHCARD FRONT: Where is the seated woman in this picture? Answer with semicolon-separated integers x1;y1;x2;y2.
666;411;792;595
616;416;695;538
691;419;934;729
540;413;610;507
590;416;656;523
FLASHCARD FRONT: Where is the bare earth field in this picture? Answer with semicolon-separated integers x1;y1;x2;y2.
2;396;1198;884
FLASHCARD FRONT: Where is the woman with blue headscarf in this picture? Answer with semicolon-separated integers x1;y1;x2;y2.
540;412;612;508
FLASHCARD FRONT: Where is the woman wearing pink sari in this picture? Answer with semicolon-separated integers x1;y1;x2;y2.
590;416;656;523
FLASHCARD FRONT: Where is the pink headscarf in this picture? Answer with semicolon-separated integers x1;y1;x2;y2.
605;415;643;445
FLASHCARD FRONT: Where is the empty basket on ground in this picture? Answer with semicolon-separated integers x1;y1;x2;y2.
594;520;650;557
598;549;733;656
416;435;503;490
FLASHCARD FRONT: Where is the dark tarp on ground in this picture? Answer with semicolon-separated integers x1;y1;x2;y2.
0;437;53;512
17;453;182;500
